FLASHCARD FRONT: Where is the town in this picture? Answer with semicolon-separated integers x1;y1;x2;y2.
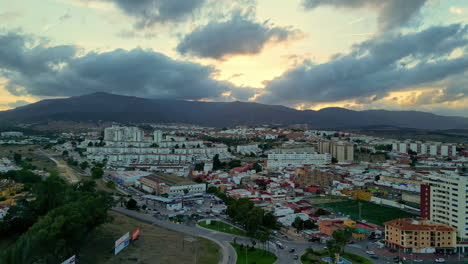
1;124;466;264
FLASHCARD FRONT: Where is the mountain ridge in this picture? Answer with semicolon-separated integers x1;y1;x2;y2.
1;92;467;129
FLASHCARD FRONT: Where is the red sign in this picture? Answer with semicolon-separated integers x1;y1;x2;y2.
132;228;140;241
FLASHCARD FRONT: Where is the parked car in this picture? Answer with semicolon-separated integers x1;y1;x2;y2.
435;258;445;263
293;254;298;260
276;241;284;249
289;248;295;253
365;250;375;255
370;255;378;259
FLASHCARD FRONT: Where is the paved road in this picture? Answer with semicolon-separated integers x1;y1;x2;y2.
112;207;386;264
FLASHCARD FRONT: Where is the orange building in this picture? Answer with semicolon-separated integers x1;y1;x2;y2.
384;218;457;254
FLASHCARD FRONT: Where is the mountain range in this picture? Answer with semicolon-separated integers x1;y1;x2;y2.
1;92;467;129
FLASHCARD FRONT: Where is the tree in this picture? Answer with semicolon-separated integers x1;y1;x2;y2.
193;177;204;183
80;161;89;170
194;162;204;171
304;219;316;229
410;156;418;167
126;199;138;210
331;157;338;164
292;216;304;231
213;154;222;170
331;228;353;257
315;208;330;216
88;142;94;146
106;180;116;189
207;186;218;193
13;153;22;164
183;189;189;195
253;162;262;173
374;175;380;182
228;159;242;169
91;167;104;179
408;149;417;156
62;150;68;156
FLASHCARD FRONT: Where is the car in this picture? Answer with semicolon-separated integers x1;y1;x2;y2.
347;240;355;244
435;258;445;263
365;250;375;255
293;254;298;260
289;248;295;253
370;255;378;259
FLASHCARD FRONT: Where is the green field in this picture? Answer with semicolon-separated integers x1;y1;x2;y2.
301;250;372;264
231;243;277;264
317;200;417;226
199;220;247;236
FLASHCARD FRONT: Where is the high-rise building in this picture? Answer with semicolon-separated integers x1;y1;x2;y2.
423;171;468;252
104;125;144;142
392;141;457;156
318;141;354;162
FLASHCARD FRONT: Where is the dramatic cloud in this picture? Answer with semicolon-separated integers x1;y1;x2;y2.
301;0;428;31
259;24;468;106
177;14;302;59
103;0;205;29
0;32;254;101
0;32;75;75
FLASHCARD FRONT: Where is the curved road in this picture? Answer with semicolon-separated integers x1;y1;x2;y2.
113;207;384;264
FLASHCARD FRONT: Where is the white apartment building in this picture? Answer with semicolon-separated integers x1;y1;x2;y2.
0;132;24;137
104;125;144;142
392;141;457;156
266;153;331;169
423;171;468;252
236;144;261;155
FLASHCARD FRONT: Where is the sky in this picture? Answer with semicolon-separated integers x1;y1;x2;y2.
0;0;467;117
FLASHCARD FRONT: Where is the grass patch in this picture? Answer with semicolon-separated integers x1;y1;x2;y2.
301;250;371;264
79;211;220;264
230;243;277;264
199;220;247;236
317;200;416;226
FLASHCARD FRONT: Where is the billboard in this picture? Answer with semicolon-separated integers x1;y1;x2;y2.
131;228;140;241
115;232;130;255
61;255;76;264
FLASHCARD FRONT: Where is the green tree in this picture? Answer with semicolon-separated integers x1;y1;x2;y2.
62;150;68;156
13;153;22;164
91;167;104;179
126;199;138;210
315;208;330;216
213;154;222;170
194;162;204;171
253;162;262;173
228;159;242;169
331;157;338;163
292;216;304;231
79;161;89;170
183;189;189;195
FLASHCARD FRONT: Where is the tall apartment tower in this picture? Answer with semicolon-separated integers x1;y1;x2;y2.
318;141;354;162
423;172;468;252
153;130;163;143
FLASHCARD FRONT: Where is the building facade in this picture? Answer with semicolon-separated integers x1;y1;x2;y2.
423;172;468;252
266;153;331;169
392;141;457;157
318;141;354;162
384;218;457;253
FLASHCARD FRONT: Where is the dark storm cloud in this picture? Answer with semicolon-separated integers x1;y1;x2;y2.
258;24;468;105
177;14;302;59
104;0;205;28
0;32;75;75
0;32;254;101
301;0;428;31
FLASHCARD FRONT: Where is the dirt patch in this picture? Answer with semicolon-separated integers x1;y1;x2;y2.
0;145;56;170
80;211;220;264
